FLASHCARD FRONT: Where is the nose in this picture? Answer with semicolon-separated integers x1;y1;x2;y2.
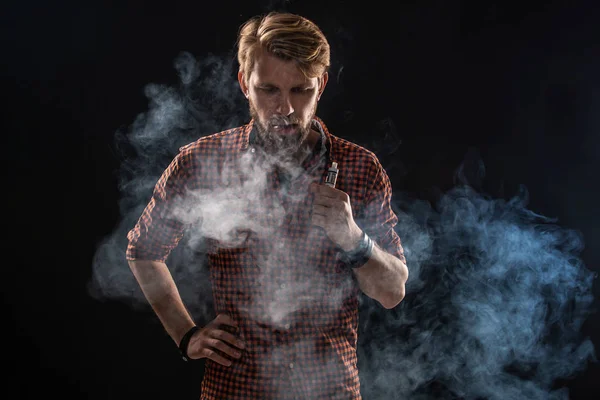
275;93;294;116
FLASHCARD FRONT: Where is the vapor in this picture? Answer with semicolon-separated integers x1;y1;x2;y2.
89;51;247;315
358;168;596;399
88;51;596;399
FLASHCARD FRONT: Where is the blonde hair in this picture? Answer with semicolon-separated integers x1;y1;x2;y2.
236;12;331;81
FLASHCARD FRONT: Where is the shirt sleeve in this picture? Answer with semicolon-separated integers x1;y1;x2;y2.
126;148;194;263
358;158;406;264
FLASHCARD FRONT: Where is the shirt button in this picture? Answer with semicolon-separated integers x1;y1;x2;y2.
284;323;291;329
250;147;255;153
280;283;286;289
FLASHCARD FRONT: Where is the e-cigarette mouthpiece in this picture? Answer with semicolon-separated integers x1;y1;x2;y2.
325;162;338;188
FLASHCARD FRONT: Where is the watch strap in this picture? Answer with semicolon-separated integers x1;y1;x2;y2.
337;231;374;270
178;326;199;362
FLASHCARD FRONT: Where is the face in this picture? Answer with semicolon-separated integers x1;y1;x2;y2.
239;50;328;156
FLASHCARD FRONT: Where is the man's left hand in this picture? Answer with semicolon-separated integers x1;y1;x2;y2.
309;183;363;251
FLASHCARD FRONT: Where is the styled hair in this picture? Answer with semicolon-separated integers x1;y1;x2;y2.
236;12;331;81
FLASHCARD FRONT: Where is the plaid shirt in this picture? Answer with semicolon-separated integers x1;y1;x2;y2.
127;116;405;399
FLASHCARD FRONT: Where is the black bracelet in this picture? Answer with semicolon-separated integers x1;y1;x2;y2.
337;231;374;270
178;326;199;362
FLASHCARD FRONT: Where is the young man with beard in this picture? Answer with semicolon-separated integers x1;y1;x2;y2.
126;11;408;400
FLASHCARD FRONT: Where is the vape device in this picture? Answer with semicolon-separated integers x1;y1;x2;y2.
325;162;338;188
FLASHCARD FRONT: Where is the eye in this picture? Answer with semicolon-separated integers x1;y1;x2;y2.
292;87;312;93
260;87;277;93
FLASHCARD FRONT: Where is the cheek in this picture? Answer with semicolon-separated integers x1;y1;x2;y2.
296;98;318;119
252;95;275;115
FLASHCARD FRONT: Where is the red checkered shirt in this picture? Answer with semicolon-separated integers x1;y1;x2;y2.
127;116;406;399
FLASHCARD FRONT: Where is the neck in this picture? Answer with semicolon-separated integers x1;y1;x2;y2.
293;128;320;163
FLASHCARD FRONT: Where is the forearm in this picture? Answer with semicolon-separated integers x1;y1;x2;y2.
352;244;408;309
128;260;196;345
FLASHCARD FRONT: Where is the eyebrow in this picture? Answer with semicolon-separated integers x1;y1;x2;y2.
255;83;314;89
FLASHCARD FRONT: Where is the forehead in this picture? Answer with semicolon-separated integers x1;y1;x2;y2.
250;50;314;86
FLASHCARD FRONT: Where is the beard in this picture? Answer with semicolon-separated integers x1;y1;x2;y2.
249;100;315;158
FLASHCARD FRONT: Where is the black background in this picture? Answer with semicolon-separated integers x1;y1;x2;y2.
3;0;600;399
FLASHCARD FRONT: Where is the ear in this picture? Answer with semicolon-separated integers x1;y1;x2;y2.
238;70;249;98
318;72;329;101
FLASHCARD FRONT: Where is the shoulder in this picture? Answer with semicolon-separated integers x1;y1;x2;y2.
169;124;250;173
178;124;248;156
329;133;383;179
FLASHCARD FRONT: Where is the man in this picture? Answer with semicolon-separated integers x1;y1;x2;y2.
127;11;408;400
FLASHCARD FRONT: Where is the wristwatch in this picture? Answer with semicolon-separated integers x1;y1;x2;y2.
337;231;374;270
178;326;199;362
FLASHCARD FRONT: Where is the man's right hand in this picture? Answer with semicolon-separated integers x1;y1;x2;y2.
186;314;246;366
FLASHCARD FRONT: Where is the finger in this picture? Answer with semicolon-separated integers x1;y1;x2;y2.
201;347;235;367
218;323;239;336
315;190;338;200
312;214;325;227
312;205;329;215
208;338;243;359
213;328;245;350
312;182;345;198
313;196;335;207
215;314;237;326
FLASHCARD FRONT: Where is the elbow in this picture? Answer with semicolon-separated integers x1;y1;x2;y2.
383;262;408;309
382;287;405;309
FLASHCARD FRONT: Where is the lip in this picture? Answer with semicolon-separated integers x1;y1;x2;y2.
271;124;298;135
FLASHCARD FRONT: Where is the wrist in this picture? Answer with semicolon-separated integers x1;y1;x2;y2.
175;323;197;346
339;228;364;252
178;325;199;362
337;230;374;270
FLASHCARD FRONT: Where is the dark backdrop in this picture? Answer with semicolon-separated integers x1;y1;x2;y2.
3;0;599;399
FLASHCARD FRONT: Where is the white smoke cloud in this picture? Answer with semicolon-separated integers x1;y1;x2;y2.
88;50;596;399
357;180;596;399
